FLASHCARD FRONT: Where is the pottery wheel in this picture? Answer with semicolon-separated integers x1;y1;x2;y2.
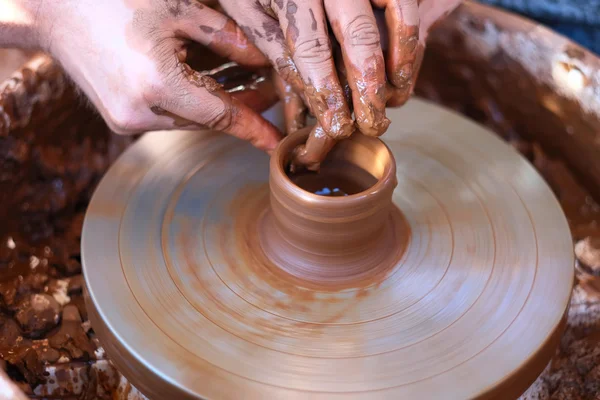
82;98;573;399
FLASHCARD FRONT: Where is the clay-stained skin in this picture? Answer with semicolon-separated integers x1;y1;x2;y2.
291;125;336;171
211;0;461;166
369;0;420;105
302;77;354;140
283;0;462;169
309;8;317;31
285;1;300;44
261;18;285;43
152;45;276;126
276;0;354;140
129;0;269;68
352;57;390;136
150;105;200;128
418;0;463;43
164;0;199;17
176;59;239;130
275;56;307;98
385;42;424;106
273;70;307;134
170;50;281;150
180;61;223;92
328;16;389;137
120;0;283;149
228;74;279;113
201;19;270;68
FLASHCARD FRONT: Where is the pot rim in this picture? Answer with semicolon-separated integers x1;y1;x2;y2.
270;127;397;206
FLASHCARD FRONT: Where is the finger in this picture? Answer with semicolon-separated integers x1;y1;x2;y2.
274;0;354;140
333;43;353;106
291;125;339;171
273;70;307;134
373;0;419;93
162;58;282;153
325;0;389;136
219;0;306;95
176;4;269;68
383;22;424;108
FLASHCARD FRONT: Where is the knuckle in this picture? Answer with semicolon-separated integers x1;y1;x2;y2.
202;100;235;132
345;15;380;50
141;82;164;108
293;36;332;66
161;61;185;90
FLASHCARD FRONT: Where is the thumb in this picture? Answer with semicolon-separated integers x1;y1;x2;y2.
161;60;282;153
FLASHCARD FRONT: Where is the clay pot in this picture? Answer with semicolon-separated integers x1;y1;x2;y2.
262;126;398;283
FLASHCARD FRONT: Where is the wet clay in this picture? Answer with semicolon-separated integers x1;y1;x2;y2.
276;1;456;169
0;55;126;395
263;126;401;283
289;160;377;197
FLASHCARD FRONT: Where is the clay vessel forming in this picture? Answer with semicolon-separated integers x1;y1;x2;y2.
262;126;398;283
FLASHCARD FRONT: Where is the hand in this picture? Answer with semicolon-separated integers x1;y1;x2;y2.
32;0;282;152
221;0;385;141
259;0;463;169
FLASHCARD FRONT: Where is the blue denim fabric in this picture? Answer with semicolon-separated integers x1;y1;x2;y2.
478;0;600;55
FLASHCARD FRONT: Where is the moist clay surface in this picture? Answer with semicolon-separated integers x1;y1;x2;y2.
263;127;403;287
289;160;377;197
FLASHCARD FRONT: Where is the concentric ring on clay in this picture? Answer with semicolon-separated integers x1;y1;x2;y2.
82;98;573;399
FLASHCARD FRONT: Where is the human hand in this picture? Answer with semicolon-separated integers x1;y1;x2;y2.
257;0;463;169
33;0;282;152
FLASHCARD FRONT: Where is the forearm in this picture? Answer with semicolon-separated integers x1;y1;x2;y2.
0;0;43;48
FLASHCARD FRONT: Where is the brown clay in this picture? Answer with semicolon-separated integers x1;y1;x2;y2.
327;15;389;138
290;124;336;171
263;126;401;284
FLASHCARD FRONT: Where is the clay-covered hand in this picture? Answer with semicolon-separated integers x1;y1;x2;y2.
24;0;282;152
222;0;462;141
261;0;463;169
380;0;465;107
221;0;388;140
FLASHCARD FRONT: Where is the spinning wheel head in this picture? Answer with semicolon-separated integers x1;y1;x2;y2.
82;99;573;399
